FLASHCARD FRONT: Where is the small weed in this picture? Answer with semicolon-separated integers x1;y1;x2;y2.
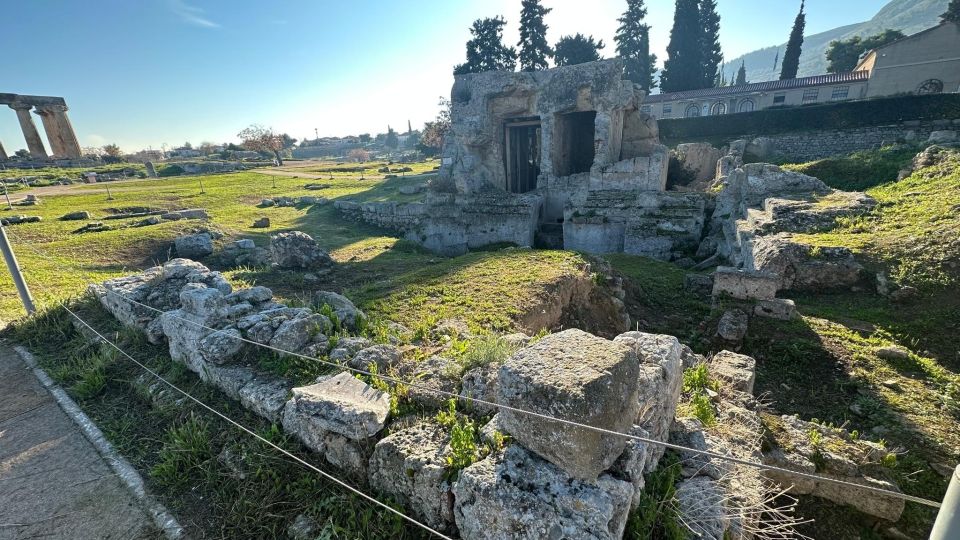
625;452;686;540
458;334;519;372
435;399;482;479
151;413;212;487
688;392;716;427
682;364;716;394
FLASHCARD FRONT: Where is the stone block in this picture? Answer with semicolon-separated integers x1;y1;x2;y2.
367;423;454;530
496;329;641;480
753;298;796;320
712;266;778;300
453;445;633;540
174;232;214;259
283;372;390;442
709;350;756;395
717;309;749;342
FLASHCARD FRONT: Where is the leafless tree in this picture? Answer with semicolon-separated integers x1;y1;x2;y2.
238;124;284;165
347;148;371;163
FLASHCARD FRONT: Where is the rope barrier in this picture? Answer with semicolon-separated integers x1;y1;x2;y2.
6;232;943;510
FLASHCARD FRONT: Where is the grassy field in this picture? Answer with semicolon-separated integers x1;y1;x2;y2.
2;147;958;538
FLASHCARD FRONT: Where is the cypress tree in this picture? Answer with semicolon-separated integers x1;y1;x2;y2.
735;61;747;85
453;17;517;75
941;0;959;23
780;1;806;80
518;0;552;71
615;0;657;91
699;0;723;88
660;0;703;93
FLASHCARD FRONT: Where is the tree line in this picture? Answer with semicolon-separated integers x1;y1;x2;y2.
453;0;960;93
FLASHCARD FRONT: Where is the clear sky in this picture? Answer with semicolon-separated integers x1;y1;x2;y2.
1;0;889;153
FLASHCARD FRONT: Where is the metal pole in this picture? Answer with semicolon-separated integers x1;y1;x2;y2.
931;465;960;540
0;223;36;315
2;181;11;209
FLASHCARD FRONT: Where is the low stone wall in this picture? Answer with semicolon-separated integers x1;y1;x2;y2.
740;119;959;162
88;259;694;539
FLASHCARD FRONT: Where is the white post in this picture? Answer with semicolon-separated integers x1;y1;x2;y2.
930;465;960;540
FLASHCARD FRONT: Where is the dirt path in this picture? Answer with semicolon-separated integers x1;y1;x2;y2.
0;344;160;540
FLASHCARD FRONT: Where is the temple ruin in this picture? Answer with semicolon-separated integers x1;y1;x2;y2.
338;59;707;259
0;93;82;160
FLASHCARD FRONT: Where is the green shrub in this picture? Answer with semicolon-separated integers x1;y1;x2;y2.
158;164;185;177
435;399;481;479
458;334;519;372
689;392;716;427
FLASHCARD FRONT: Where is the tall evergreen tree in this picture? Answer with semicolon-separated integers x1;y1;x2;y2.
518;0;552;71
553;34;605;66
943;0;960;23
779;1;806;80
735;61;747;85
615;0;657;91
453;17;517;75
699;0;723;88
660;0;703;93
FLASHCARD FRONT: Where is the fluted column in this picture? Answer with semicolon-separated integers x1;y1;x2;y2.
34;107;66;157
9;103;47;158
50;105;82;159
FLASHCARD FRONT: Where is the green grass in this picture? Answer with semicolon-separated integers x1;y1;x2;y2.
8;301;426;539
793;147;960;291
604;253;711;345
781;144;919;191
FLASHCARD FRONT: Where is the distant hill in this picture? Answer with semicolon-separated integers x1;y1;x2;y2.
716;0;948;85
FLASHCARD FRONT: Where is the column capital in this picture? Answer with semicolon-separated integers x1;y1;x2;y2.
8;102;33;112
35;103;68;114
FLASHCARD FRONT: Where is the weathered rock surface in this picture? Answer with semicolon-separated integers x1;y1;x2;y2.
712;267;778;301
314;291;366;330
709;351;756;394
497;329;641;480
283;372;390;442
612;331;684;470
174;232;214;259
751;234;862;291
716;309;749;342
348;344;401;373
270;231;333;269
368;423;454;530
459;363;499;415
60;210;91;221
453;445;633;540
760;414;904;522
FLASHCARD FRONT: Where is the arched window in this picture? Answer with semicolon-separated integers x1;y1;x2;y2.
684;104;701;118
710;102;726;116
917;79;944;95
738;99;755;113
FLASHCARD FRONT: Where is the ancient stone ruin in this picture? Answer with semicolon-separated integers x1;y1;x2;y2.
337;59;704;258
0;93;82;160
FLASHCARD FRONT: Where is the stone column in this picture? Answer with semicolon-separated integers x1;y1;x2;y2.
9;104;47;159
34;107;66;157
50;105;82;159
0;140;7;161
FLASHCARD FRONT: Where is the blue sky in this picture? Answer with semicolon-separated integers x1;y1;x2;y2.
1;0;888;152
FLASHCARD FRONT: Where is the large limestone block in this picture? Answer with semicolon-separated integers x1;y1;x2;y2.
314;291;366;330
496;329;641;480
712;266;779;300
674;476;731;540
174;232;214;259
270;231;333;269
751;235;862;291
368;423;454;531
453;445;633;540
710;351;756;395
283;372;390;442
613;331;684;470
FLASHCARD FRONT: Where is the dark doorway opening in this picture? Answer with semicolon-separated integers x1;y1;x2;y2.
504;117;541;194
553;110;596;176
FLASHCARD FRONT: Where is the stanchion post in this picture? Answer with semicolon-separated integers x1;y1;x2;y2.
0;223;36;315
930;465;960;540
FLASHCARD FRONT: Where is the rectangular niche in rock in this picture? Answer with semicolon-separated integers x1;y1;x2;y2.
503;117;542;194
553;110;597;177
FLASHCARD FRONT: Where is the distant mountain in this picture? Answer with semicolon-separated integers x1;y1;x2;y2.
716;0;948;85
